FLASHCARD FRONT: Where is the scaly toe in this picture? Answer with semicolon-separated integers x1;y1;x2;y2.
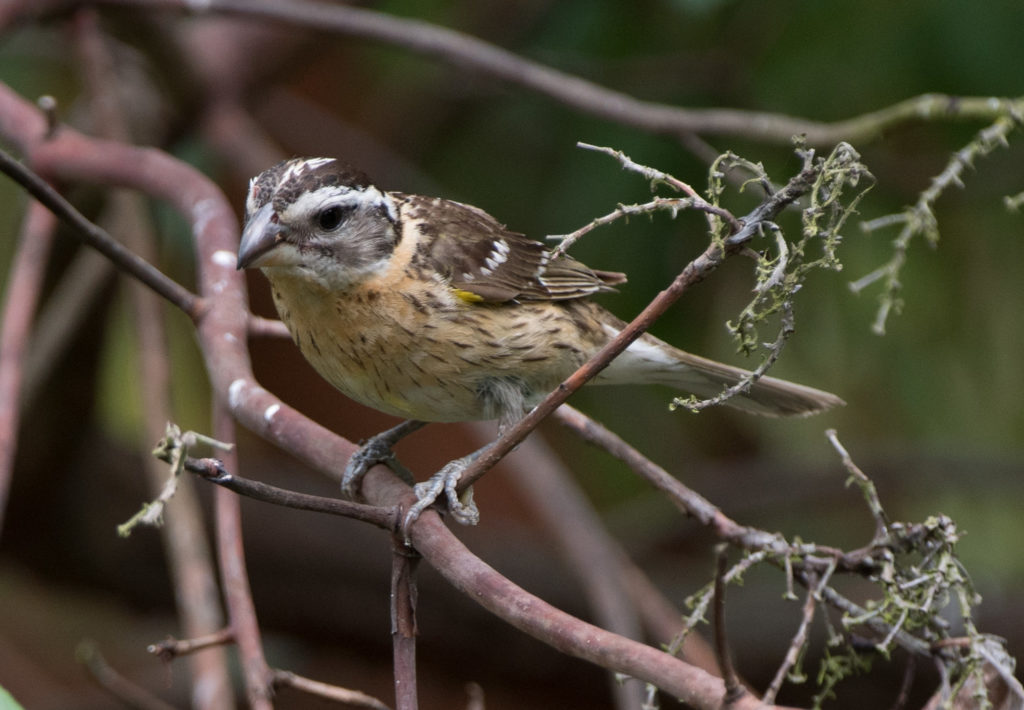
402;456;480;542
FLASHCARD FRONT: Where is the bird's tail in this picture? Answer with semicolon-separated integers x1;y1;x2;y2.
595;331;844;417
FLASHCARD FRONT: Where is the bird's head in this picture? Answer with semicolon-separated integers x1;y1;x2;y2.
237;157;399;290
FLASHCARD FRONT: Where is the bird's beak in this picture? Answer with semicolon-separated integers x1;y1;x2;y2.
237;202;286;270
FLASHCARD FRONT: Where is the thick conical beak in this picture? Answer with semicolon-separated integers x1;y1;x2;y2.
237;202;286;270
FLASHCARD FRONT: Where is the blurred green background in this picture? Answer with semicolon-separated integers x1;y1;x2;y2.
1;1;1021;708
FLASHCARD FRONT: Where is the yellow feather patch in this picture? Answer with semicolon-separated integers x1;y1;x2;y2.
453;288;484;303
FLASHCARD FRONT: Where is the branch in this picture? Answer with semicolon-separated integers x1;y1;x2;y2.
390;475;796;710
148;628;235;661
181;455;396;528
77;641;179;710
272;670;393;710
211;404;272;710
850;112;1020;334
0;75;770;710
390;538;419;710
471;423;648;707
0;147;203;319
79;0;1024;147
713;546;745;704
0;202;56;537
449;158;820;498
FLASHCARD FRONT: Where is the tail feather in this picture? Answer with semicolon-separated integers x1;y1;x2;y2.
595;332;844;417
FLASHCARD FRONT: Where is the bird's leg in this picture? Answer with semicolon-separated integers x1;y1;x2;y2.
341;419;427;499
403;447;485;537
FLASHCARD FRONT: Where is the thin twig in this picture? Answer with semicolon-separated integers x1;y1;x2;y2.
148;628;236;662
0;146;203;319
450;160;820;501
247;314;292;338
212;404;273;710
888;655;916;710
678;299;796;413
272;670;393;710
554;403;947;667
852;113;1021;334
762;563;835;705
0;201;56;538
77;641;179;710
182;455;397;528
826;429;890;542
548;195;694;260
713;546;745;704
577;142;742;233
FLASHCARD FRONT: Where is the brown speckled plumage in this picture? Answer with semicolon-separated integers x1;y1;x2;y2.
237;158;843;424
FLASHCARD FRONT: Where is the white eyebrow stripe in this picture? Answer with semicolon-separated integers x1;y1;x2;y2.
281;184;397;225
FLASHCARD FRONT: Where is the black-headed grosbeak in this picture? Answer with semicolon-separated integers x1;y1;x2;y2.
237;158;842;523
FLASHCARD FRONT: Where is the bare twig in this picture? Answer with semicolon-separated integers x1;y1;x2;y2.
547;195;695;260
762;565;834;705
72;13;235;702
0;202;56;537
677;299;796;413
448;158;820;502
576;142;741;233
247;314;291;338
0;147;203;319
272;670;393;710
148;628;236;661
713;546;745;705
182;455;396;528
826;429;890;542
888;655;916;710
212;404;273;710
77;641;179;710
553;403;953;672
150;627;397;708
391;536;419;710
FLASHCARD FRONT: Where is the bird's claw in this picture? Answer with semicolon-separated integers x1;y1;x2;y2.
402;455;479;542
341;420;425;499
341;443;390;499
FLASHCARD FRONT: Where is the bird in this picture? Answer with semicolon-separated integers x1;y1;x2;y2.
236;157;843;528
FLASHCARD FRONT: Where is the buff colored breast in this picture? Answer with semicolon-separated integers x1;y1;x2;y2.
264;268;600;422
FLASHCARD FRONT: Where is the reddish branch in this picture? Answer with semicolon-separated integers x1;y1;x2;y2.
390;539;419;710
31;0;1012;148
211;404;273;710
183;455;395;527
368;472;795;710
0;150;202;318
0;202;56;536
0;79;803;707
451;159;819;496
72;14;236;707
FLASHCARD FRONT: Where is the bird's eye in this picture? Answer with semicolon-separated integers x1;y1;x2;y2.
317;206;346;231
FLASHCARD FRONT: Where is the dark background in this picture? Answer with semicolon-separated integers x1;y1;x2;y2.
1;1;1022;708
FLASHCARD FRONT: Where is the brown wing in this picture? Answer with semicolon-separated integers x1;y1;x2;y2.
396;193;625;303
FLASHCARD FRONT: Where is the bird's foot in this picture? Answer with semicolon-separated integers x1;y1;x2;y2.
402;453;480;539
341;420;424;499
